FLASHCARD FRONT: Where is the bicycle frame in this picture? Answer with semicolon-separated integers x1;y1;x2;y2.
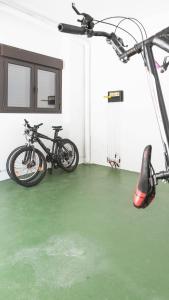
31;131;62;160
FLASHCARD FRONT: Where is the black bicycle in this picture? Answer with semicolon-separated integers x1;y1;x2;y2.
8;119;79;187
58;3;169;208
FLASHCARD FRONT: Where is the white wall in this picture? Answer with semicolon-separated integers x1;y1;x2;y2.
1;0;169;180
88;8;169;173
0;2;86;180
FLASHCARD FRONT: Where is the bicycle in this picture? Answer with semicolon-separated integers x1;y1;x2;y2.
58;3;169;208
8;119;79;187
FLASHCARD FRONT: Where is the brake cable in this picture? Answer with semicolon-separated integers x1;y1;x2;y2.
94;16;148;39
94;16;147;64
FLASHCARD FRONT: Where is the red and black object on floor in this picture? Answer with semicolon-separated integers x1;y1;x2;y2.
133;145;156;209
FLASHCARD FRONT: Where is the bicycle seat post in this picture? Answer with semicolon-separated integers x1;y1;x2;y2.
54;130;58;140
52;126;63;140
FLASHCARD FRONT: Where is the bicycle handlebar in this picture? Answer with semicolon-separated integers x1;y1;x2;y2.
58;23;111;38
58;4;169;64
58;22;142;62
58;22;146;62
58;23;86;35
34;123;43;129
58;23;127;61
24;119;43;131
58;22;148;62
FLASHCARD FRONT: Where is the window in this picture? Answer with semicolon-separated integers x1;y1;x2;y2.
0;44;63;113
7;62;31;108
37;68;56;109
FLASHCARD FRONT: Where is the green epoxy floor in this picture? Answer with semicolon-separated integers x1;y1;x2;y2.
0;164;169;300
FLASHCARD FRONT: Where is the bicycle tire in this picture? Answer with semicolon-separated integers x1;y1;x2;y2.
10;146;47;187
6;145;25;179
57;138;79;172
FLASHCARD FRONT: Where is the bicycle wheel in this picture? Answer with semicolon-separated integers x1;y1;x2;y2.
10;146;47;187
57;139;79;172
6;145;25;179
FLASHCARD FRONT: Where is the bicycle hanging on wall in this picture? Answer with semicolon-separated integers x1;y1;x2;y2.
58;3;169;208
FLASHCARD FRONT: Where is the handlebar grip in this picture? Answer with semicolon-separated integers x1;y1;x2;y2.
32;123;43;131
58;23;86;35
37;123;43;128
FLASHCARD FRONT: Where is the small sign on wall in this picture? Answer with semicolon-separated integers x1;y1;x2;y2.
105;90;123;102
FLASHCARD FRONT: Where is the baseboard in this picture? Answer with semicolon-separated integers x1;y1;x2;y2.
0;170;9;181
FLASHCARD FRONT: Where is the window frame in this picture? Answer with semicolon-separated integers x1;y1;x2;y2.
0;43;63;113
34;65;62;113
3;58;35;113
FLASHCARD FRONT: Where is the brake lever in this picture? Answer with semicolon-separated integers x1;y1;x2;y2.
72;2;94;29
72;3;81;15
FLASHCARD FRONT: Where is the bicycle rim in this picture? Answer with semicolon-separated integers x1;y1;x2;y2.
58;139;79;171
59;143;76;167
12;149;44;181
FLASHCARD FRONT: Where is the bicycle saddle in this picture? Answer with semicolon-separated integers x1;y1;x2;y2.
52;126;63;131
133;145;156;209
